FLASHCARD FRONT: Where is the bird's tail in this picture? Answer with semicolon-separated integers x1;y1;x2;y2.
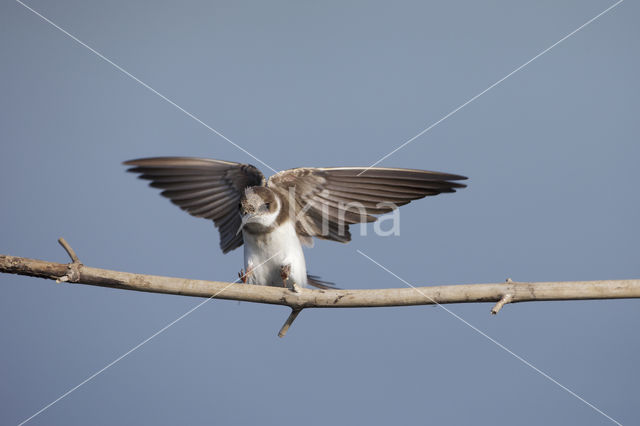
306;274;337;290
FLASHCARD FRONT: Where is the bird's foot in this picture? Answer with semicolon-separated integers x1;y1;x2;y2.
280;264;291;288
280;264;300;293
238;265;253;284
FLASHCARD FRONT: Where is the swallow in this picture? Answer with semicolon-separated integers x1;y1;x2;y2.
124;157;467;289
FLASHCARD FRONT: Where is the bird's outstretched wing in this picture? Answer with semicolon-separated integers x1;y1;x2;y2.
124;157;265;253
268;167;467;243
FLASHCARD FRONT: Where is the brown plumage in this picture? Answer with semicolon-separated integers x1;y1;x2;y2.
124;157;467;289
124;157;264;253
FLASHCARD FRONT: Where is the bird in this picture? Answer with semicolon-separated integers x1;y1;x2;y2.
124;157;467;290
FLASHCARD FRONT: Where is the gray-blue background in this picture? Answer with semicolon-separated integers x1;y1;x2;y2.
1;0;638;424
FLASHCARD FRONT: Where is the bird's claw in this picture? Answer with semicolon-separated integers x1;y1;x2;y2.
238;265;253;284
280;264;291;289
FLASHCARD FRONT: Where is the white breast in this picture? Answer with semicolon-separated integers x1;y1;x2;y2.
242;219;308;287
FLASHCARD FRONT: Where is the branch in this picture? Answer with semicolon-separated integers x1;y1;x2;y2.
278;308;303;338
491;293;513;315
55;238;82;283
58;237;80;263
1;241;639;336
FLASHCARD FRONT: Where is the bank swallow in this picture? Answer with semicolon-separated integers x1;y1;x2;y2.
125;157;466;289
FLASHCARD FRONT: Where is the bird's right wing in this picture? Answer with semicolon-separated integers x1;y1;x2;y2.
124;157;265;253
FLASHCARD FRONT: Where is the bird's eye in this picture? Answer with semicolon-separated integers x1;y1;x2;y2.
264;203;271;210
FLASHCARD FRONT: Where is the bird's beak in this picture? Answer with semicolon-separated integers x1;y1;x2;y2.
236;214;254;235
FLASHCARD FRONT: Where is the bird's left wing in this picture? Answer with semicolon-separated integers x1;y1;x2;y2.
267;166;467;243
124;157;265;253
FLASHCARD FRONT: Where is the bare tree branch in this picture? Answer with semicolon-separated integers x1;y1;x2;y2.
1;240;639;336
2;254;639;308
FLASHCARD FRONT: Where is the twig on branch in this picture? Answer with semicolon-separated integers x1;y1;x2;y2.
491;294;513;315
1;239;640;336
55;238;82;284
491;278;515;314
278;308;303;338
58;237;80;263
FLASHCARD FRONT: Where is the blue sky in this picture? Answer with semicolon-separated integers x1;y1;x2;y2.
1;1;639;425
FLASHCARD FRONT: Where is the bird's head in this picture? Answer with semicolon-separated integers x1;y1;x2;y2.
237;186;280;233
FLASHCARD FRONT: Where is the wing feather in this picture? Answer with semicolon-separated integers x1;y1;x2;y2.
268;166;466;243
124;157;265;253
328;175;464;190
